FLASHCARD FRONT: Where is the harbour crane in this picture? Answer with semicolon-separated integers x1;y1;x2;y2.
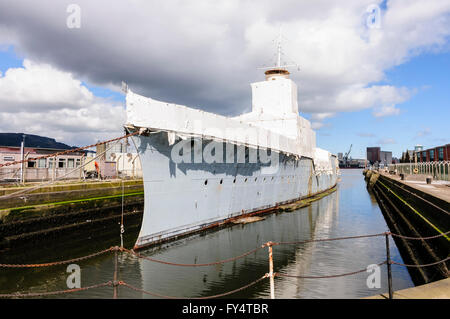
343;144;352;168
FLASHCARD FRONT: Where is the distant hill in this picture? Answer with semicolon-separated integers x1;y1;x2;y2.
0;133;76;150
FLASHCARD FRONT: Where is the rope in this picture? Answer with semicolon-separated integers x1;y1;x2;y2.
0;281;112;298
121;245;265;267
275;261;387;279
0;131;139;168
118;275;268;299
0;247;115;268
390;256;450;268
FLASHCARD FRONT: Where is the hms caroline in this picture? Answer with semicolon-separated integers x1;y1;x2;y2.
124;51;339;249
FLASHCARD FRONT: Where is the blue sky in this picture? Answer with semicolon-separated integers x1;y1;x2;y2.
1;45;449;158
0;46;124;102
313;51;450;159
0;1;449;153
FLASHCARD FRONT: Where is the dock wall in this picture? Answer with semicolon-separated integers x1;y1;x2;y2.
364;170;449;285
0;180;144;253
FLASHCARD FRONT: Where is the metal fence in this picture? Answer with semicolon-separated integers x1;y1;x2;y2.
0;167;143;183
388;161;450;181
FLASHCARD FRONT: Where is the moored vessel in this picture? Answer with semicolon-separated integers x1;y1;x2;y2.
124;51;339;249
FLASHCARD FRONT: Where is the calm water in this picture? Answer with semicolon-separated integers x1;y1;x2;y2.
0;169;414;298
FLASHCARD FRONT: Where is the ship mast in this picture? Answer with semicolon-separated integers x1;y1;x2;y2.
258;26;299;80
277;26;282;68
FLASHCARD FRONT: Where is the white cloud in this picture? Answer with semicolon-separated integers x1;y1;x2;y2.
0;60;93;112
310;112;335;121
0;60;125;145
357;132;375;138
377;138;397;145
372;105;401;117
311;121;325;130
0;0;449;144
415;128;431;137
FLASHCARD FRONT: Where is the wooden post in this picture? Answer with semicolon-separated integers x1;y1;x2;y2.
267;242;275;299
385;233;393;299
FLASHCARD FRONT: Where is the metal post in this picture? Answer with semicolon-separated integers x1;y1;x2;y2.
385;234;393;299
53;156;57;181
267;242;275;299
113;247;118;299
20;137;24;184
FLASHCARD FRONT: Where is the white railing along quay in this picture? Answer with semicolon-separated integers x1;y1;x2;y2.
388;161;450;182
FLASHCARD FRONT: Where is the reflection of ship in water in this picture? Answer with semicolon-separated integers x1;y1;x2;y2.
135;191;339;299
275;191;340;298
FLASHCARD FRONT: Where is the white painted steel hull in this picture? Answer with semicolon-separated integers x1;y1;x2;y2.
132;132;338;249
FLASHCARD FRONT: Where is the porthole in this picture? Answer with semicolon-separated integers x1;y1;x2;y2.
255;177;257;182
204;180;208;185
244;178;248;182
233;178;236;183
220;179;223;184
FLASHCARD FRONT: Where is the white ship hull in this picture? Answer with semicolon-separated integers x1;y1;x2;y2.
125;66;340;249
131;131;338;249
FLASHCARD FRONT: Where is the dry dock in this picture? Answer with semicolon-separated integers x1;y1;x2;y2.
366;277;450;299
0;179;144;253
378;170;450;203
364;169;449;285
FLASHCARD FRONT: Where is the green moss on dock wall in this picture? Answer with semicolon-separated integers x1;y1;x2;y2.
0;179;144;223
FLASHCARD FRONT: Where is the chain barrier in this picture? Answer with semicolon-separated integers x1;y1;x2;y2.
0;231;448;298
121;245;266;267
390;256;450;268
273;232;388;246
1;232;448;269
0;247;115;268
389;230;450;240
118;275;269;299
0;281;112;298
275;261;387;279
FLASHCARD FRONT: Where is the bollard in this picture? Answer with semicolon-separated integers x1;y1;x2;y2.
267;242;275;299
400;173;405;181
385;234;393;299
426;177;432;184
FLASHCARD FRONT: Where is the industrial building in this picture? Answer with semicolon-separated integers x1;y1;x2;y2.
367;146;392;166
0;145;85;182
416;144;450;162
